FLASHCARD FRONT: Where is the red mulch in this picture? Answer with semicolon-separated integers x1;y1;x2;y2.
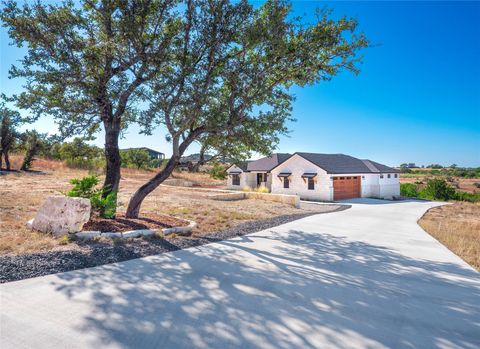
82;213;187;233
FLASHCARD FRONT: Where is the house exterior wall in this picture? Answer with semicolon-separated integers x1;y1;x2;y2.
230;156;400;200
226;166;257;189
271;154;400;201
334;172;400;199
378;173;400;198
271;154;332;201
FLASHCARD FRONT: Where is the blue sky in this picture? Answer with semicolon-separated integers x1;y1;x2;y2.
1;1;479;167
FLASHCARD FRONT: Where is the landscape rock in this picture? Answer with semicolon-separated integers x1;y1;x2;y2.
30;196;91;237
100;232;123;238
122;229;155;238
75;231;101;239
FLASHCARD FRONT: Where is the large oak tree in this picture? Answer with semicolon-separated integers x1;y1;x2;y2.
1;0;180;213
125;0;368;217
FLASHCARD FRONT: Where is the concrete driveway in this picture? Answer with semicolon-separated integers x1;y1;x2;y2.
1;200;479;349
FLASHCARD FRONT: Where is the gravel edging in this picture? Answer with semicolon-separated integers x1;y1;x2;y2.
0;206;346;283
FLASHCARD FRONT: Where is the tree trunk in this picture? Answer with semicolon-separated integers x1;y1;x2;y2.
0;151;3;170
4;151;10;170
102;123;122;216
126;156;179;218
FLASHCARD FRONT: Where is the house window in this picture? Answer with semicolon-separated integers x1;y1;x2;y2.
308;178;314;190
380;174;384;179
232;174;240;186
284;177;289;189
394;174;398;178
387;174;391;178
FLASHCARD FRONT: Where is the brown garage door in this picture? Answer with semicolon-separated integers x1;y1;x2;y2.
333;176;361;200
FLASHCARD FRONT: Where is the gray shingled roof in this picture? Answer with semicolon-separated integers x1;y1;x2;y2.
246;153;291;172
291;153;399;174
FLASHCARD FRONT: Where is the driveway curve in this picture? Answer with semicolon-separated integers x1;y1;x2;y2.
1;199;479;349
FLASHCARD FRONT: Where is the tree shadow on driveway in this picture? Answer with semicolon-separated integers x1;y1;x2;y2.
35;228;480;349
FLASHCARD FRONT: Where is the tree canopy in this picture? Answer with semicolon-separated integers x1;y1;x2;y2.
126;0;369;217
1;0;181;212
1;0;369;218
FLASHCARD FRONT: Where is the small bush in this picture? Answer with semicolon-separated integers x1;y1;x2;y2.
455;191;480;203
255;186;270;193
242;185;252;192
400;183;419;197
474;182;480;189
419;178;456;201
66;176;117;218
209;161;226;179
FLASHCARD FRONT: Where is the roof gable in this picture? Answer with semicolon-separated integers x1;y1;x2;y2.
246;153;291;172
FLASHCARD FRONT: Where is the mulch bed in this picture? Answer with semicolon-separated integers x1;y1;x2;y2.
82;213;187;232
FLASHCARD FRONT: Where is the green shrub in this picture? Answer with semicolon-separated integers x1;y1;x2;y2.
454;191;480;203
120;148;152;169
66;175;117;218
400;183;419;197
419;178;456;201
209;161;226;179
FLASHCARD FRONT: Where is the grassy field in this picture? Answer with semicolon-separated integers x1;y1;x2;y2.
418;202;480;271
0;156;309;255
400;176;480;194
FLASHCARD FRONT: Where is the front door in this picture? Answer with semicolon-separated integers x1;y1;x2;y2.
257;173;267;186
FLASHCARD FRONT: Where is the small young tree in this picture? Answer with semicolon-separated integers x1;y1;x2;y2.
0;96;22;170
126;0;368;217
20;130;45;170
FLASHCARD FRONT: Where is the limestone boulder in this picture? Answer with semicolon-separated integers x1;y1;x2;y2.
30;196;91;237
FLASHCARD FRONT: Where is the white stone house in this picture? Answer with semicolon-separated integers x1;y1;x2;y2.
227;152;400;201
226;153;291;191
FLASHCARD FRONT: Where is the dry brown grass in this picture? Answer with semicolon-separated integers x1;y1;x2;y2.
0;157;303;255
400;176;480;193
418;202;480;271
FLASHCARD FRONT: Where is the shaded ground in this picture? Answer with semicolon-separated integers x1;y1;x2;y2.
419;202;480;271
1;200;478;349
0;212;333;283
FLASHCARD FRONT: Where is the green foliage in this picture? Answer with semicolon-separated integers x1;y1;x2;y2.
400;183;419;197
426;164;443;169
66;176;117;218
66;176;99;198
401;179;480;202
399;167;480;179
120;149;152;170
20;130;46;170
53;138;104;170
454;191;480;203
0;95;23;169
420;178;457;201
209;161;226;180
